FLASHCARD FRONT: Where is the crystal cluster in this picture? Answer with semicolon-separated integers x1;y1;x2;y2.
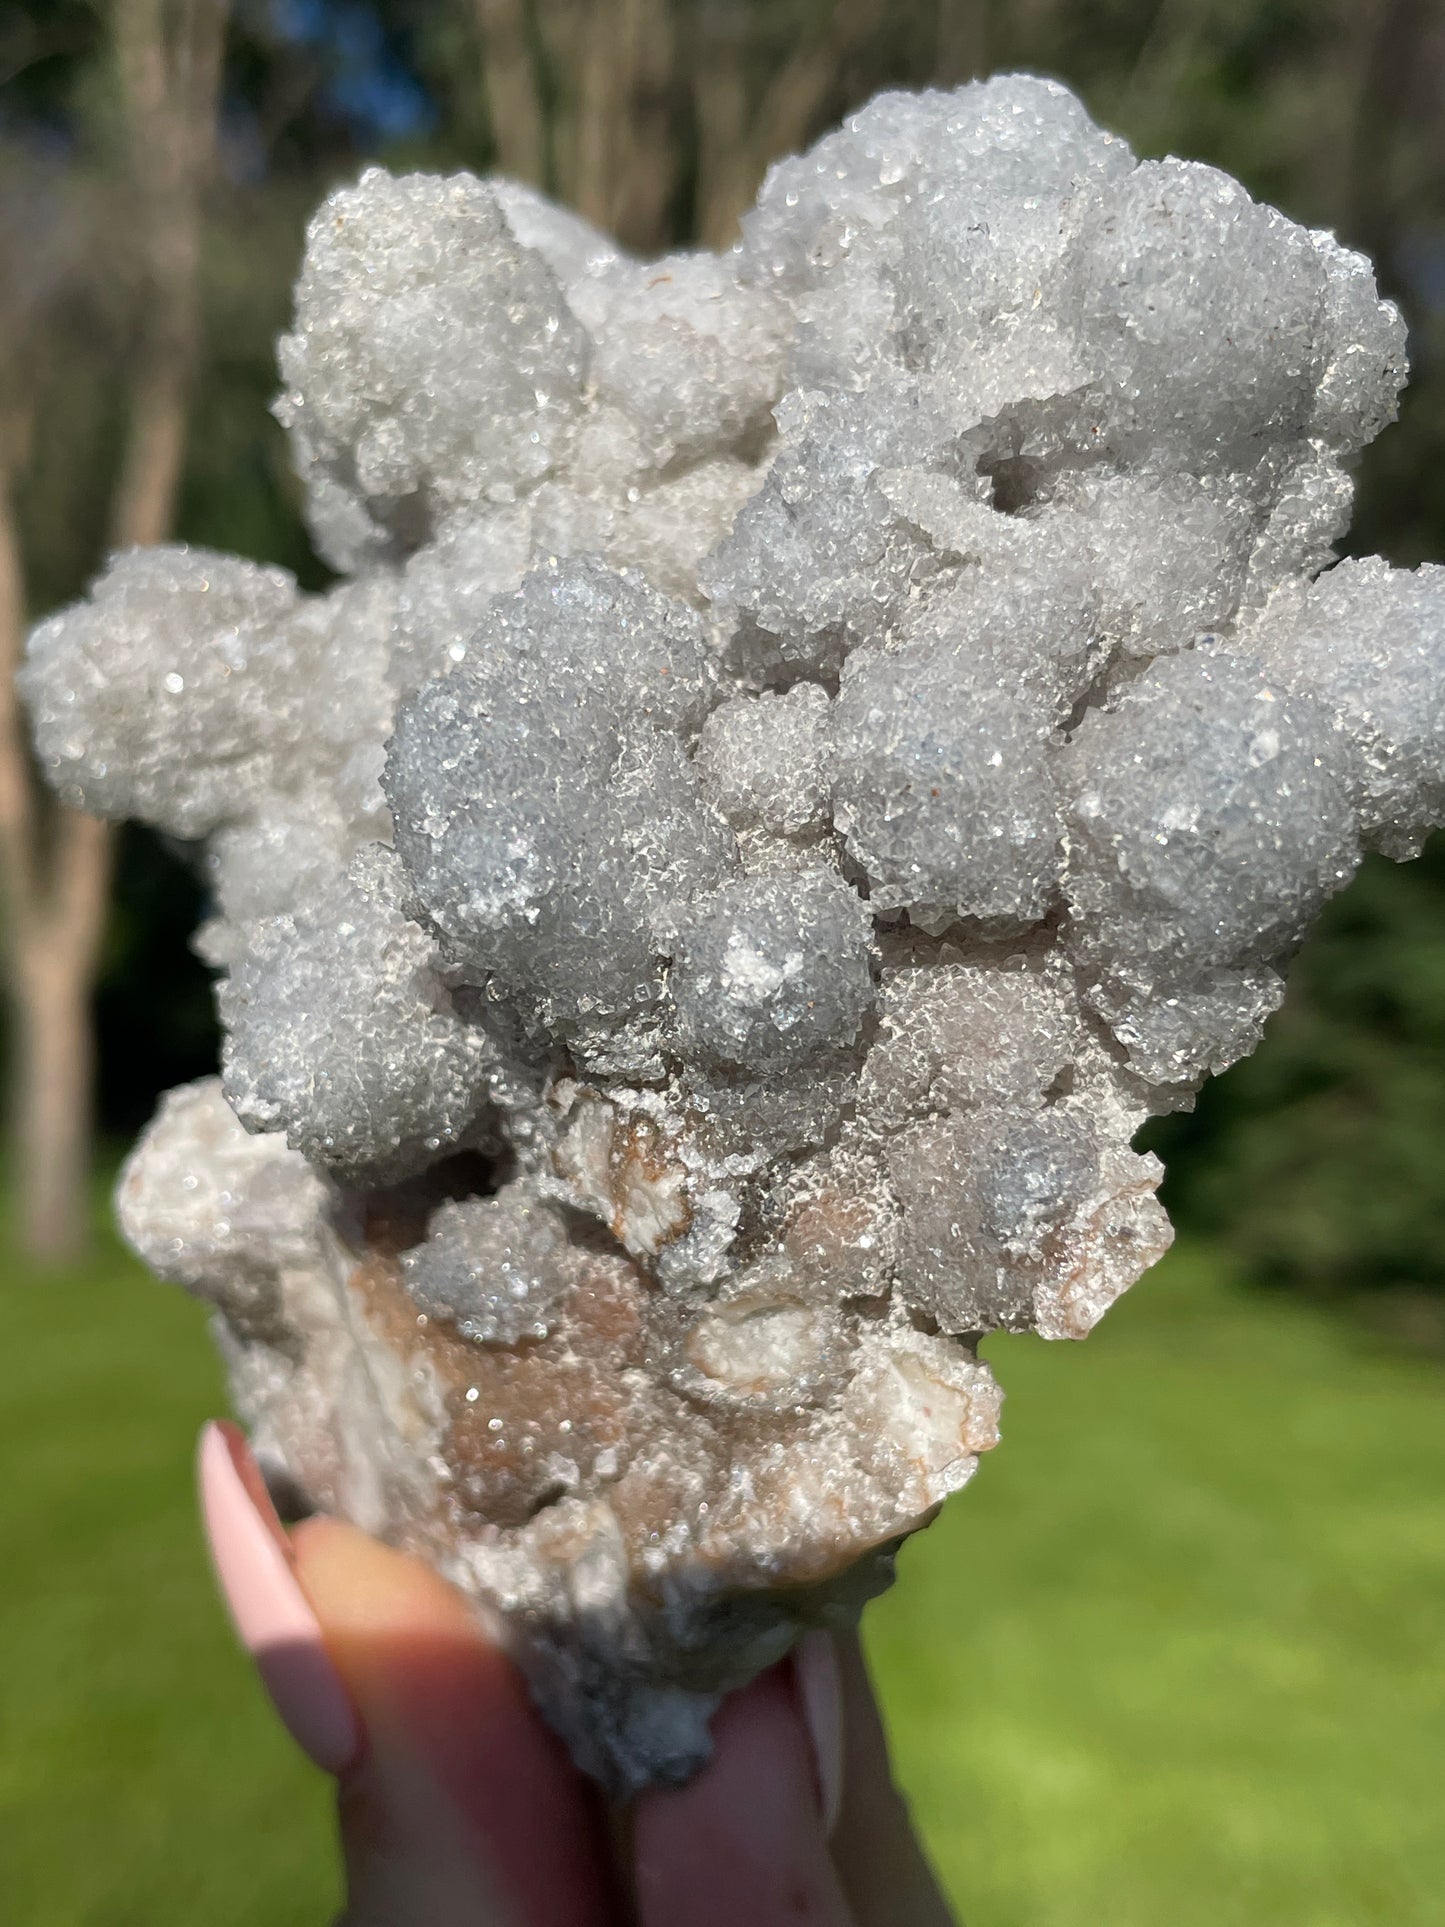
23;76;1444;1790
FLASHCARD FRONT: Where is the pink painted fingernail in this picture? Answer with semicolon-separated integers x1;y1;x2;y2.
793;1630;844;1834
197;1421;361;1775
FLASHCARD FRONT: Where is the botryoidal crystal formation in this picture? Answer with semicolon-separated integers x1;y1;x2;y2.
23;77;1445;1789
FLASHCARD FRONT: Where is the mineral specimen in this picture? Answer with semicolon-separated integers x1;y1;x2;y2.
23;75;1445;1791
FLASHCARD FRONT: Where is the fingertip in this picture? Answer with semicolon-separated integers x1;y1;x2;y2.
199;1420;290;1549
196;1422;361;1776
292;1519;619;1927
632;1663;854;1927
290;1514;477;1644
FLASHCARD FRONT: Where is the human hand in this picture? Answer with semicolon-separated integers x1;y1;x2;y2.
198;1420;959;1927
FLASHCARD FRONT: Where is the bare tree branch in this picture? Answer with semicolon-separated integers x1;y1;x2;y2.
109;0;227;549
0;408;116;1257
475;0;548;183
1117;0;1211;131
690;0;893;249
571;0;626;227
748;0;889;169
0;415;39;935
692;14;753;248
0;0;230;1258
607;0;678;248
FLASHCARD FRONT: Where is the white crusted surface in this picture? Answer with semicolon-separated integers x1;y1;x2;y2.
26;74;1444;1792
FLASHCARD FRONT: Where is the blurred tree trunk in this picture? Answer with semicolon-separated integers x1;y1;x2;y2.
471;0;892;253
0;0;227;1262
111;0;228;549
604;0;678;248
475;0;676;243
691;4;763;248
692;0;892;248
474;0;548;185
543;0;680;250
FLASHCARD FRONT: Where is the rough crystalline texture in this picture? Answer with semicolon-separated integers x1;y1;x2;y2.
23;76;1445;1790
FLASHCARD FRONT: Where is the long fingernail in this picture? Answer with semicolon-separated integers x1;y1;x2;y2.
793;1629;845;1834
197;1421;361;1775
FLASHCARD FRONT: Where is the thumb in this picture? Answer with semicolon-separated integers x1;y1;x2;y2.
199;1423;619;1927
295;1516;621;1927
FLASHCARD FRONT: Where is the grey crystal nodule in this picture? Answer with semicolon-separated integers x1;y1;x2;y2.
23;74;1444;1790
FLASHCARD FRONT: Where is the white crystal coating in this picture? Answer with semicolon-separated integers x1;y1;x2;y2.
219;845;496;1183
275;169;591;569
400;1189;574;1345
695;685;832;838
23;548;302;837
669;869;875;1071
25;73;1443;1793
1239;556;1445;859
831;629;1063;924
116;1077;330;1331
1062;647;1362;1085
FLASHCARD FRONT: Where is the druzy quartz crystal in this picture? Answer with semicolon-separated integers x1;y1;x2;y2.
24;76;1445;1790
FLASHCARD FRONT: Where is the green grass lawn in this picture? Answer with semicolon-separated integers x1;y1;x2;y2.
0;1221;1441;1925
